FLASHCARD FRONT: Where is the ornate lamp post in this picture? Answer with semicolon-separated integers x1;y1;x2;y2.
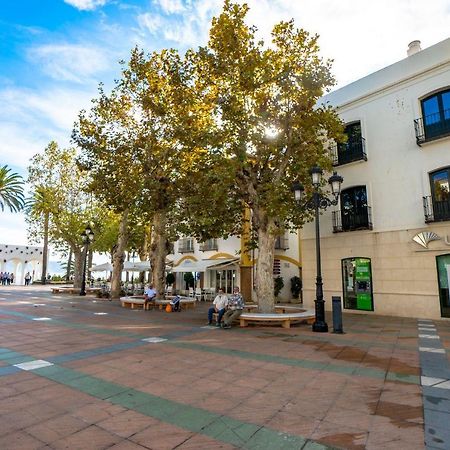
80;225;94;296
292;167;343;332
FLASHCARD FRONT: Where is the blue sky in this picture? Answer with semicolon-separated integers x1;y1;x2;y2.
2;0;450;247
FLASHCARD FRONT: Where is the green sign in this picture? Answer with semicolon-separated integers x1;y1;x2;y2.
355;258;370;281
357;293;372;310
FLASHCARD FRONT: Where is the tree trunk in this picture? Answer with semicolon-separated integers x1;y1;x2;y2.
87;249;93;283
254;210;277;313
73;248;83;289
150;211;167;299
111;210;129;299
66;247;72;282
139;224;151;283
41;213;49;284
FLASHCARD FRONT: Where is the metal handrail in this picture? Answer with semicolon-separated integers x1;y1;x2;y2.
330;137;367;166
423;195;450;223
332;206;373;232
414;108;450;145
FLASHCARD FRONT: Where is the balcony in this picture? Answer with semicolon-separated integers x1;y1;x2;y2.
330;138;367;166
178;238;194;253
199;239;218;251
414;110;450;145
332;206;373;232
274;236;289;250
423;196;450;223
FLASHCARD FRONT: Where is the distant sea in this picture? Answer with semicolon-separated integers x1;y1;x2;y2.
48;260;65;276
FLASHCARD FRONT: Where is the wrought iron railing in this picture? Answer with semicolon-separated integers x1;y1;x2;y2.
274;236;289;250
330;137;367;166
414;109;450;145
199;239;218;251
423;196;450;223
178;238;195;253
332;206;373;232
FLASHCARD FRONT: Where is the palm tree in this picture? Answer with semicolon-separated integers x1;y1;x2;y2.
0;165;25;212
25;186;55;284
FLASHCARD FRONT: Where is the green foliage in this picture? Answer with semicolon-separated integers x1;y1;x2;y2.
274;276;284;297
290;276;302;299
166;272;175;285
0;165;25;212
183;272;194;289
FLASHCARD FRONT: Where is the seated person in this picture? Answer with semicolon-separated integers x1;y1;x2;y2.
206;288;229;326
144;284;157;304
222;287;244;329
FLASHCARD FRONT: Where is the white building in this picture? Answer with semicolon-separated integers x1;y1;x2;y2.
168;231;301;303
0;243;44;285
301;38;450;320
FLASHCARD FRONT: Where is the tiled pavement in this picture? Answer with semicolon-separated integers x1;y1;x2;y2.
0;286;449;449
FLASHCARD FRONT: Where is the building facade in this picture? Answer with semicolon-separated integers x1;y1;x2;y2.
301;38;450;320
0;244;44;285
168;231;301;303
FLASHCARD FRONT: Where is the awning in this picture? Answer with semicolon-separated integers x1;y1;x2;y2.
90;262;113;272
90;261;151;272
171;258;239;273
124;261;151;272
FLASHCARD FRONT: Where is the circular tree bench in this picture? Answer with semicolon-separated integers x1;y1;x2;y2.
120;296;152;310
239;308;315;328
52;287;101;296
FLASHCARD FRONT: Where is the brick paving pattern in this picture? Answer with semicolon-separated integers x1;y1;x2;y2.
0;285;448;449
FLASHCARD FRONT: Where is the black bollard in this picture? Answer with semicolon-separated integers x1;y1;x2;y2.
332;296;344;334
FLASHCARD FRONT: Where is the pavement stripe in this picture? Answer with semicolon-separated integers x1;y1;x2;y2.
418;322;450;450
169;341;420;384
0;305;422;385
0;346;334;450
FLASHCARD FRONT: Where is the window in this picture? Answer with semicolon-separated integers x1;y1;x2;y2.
199;239;218;251
274;234;289;250
332;121;366;166
178;238;194;253
426;168;450;222
332;186;372;232
342;257;373;311
416;89;450;143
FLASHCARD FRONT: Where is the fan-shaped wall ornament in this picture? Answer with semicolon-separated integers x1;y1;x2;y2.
412;231;441;248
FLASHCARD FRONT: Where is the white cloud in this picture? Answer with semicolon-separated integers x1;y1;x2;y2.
64;0;108;11
0;86;97;170
138;0;450;87
155;0;185;14
137;0;221;46
28;44;111;83
0;212;28;246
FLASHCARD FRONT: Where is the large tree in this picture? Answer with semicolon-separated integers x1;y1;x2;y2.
192;1;343;312
0;165;25;213
74;47;212;298
27;142;100;288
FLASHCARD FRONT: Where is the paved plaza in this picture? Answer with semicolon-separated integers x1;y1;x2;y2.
0;286;449;449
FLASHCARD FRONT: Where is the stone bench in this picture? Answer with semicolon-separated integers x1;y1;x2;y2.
52;287;101;296
120;296;152;310
239;308;315;329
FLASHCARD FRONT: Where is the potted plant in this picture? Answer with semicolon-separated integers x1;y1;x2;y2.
290;276;302;303
183;272;195;290
274;276;284;302
166;272;175;286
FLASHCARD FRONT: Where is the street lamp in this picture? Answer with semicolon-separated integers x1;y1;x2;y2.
292;167;343;332
80;225;94;296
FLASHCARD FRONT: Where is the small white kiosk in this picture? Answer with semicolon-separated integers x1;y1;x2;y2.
0;244;44;286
